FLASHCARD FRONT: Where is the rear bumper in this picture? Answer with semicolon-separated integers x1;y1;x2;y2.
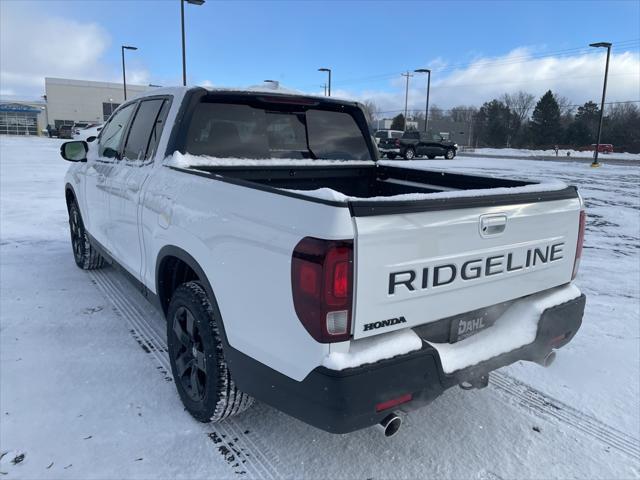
378;147;400;154
225;294;585;434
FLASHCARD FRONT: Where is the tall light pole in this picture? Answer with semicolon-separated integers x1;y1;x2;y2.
415;69;431;133
181;0;205;86
318;68;331;96
121;45;138;101
401;71;413;131
589;41;612;168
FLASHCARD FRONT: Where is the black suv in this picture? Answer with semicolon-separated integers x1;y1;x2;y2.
379;131;457;160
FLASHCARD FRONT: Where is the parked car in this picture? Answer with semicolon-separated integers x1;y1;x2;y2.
591;143;614;154
74;124;103;141
60;87;586;436
57;125;74;139
379;131;458;160
373;129;403;146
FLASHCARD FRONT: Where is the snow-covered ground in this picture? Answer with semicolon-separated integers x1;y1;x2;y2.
470;147;640;161
1;136;639;479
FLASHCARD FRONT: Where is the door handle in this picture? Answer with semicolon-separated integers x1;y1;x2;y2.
479;214;507;237
126;179;139;192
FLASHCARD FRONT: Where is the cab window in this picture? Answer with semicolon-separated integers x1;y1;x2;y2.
98;103;136;159
122;99;168;161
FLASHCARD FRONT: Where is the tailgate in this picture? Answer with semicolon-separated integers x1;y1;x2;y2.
351;197;582;339
378;139;397;148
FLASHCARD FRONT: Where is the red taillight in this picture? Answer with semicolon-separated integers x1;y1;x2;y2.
394;138;401;147
572;210;586;280
292;237;353;343
376;393;413;412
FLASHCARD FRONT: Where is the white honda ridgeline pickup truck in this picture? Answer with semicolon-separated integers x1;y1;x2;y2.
60;86;586;437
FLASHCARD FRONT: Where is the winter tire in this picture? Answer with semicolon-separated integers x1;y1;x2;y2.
445;149;455;159
404;148;415;160
167;281;253;422
68;201;104;270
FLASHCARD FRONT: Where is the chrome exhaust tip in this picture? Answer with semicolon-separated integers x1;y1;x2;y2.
377;413;402;437
542;350;556;367
534;350;557;368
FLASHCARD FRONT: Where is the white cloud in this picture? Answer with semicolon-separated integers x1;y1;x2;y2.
325;48;640;117
0;3;115;98
0;3;154;98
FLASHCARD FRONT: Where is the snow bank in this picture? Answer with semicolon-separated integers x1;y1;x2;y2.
473;147;640;161
164;151;372;169
428;284;582;374
321;329;423;370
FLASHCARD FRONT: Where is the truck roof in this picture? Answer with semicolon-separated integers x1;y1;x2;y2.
134;85;359;107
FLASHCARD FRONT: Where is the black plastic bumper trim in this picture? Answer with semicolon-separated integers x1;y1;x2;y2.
224;293;586;434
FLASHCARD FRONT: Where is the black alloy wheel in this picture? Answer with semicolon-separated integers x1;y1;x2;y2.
166;281;254;422
69;205;83;264
68;201;104;270
171;306;207;402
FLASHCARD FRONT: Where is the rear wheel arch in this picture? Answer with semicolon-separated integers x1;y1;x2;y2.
156;246;221;325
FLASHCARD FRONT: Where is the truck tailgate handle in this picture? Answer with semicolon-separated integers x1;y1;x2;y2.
479;214;507;237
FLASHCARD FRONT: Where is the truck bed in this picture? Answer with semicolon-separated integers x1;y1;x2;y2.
182;162;577;216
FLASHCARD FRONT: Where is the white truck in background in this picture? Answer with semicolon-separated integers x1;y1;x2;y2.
60;86;586;436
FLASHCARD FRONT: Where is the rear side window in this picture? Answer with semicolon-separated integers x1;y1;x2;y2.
391;131;403;139
146;100;171;159
403;131;419;139
374;131;387;139
123;99;167;161
98;103;136;158
185;101;371;160
306;110;369;160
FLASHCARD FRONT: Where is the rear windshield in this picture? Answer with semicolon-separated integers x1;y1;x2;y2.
185;102;371;160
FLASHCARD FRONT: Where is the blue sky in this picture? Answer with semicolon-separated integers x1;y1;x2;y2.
1;0;639;112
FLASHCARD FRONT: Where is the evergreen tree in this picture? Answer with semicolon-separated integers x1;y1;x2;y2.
389;114;405;131
564;101;600;146
474;100;516;147
529;90;562;146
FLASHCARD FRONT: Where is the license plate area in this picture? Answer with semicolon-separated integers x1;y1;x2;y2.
448;302;511;343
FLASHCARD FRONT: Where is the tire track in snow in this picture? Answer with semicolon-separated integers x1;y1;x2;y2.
88;268;284;479
490;371;640;461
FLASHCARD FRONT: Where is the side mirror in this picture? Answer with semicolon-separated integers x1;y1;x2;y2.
60;141;88;162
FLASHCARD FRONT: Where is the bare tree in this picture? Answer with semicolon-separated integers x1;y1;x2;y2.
360;100;379;125
500;91;536;124
429;104;445;121
449;105;477;124
555;94;574;117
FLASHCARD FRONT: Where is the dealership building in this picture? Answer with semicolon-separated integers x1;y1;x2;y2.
0;100;46;136
0;78;158;137
44;77;157;129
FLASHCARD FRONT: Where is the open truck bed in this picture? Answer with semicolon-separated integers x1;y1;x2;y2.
178;162;577;216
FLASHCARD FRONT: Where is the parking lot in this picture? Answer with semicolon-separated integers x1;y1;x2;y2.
1;136;638;478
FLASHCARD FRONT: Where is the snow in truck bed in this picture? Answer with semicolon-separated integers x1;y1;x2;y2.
165;152;568;202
